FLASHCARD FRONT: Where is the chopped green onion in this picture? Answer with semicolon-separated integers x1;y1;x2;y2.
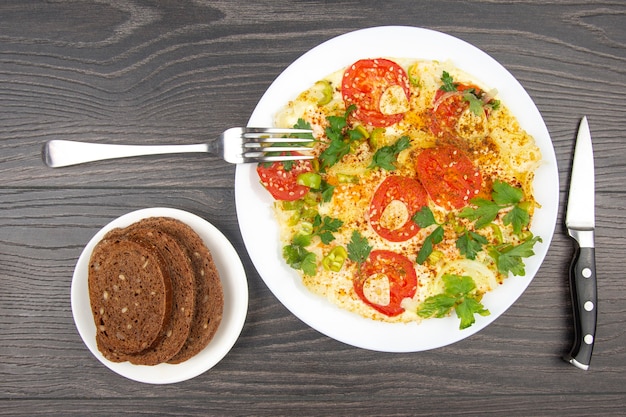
337;173;359;184
322;246;348;272
314;80;333;106
297;172;322;190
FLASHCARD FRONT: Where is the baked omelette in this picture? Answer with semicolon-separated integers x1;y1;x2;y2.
256;58;542;329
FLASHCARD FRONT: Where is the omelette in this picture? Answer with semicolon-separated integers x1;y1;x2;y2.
256;57;542;328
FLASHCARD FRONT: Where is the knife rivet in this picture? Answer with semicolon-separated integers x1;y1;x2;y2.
584;301;594;311
584;334;594;345
582;268;592;278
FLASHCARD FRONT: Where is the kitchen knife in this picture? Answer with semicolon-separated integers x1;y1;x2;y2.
563;116;597;370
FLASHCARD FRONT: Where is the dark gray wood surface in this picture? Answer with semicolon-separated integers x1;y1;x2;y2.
1;1;625;415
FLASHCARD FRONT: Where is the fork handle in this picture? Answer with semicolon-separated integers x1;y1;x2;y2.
43;140;211;168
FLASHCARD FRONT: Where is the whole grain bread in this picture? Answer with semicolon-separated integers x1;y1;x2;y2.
98;227;195;366
130;217;224;364
88;215;225;366
88;238;172;355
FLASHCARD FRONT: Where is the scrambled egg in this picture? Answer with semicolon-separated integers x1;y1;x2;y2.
269;58;541;324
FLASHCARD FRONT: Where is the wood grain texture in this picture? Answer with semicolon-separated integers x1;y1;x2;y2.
1;0;625;415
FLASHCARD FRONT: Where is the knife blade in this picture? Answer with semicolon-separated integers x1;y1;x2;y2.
563;116;597;370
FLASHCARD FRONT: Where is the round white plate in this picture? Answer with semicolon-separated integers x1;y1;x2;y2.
71;207;248;384
235;26;558;352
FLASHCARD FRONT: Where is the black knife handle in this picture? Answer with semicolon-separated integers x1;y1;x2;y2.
564;244;597;370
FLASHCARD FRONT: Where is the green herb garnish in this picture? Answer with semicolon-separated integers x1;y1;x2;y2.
368;135;411;171
283;234;317;276
412;206;444;264
319;105;364;170
440;71;458;92
347;230;372;265
312;214;344;244
417;274;490;329
489;236;542;276
459;180;531;235
456;230;489;260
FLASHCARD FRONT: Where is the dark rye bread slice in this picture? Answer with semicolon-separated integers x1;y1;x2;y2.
98;227;195;366
130;217;224;364
88;238;172;355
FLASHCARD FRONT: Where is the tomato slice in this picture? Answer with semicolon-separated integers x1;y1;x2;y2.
429;82;480;138
256;157;314;201
353;250;418;317
415;145;483;210
341;58;410;127
369;175;428;242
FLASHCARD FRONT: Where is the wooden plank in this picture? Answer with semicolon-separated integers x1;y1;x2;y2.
1;189;624;401
1;0;625;415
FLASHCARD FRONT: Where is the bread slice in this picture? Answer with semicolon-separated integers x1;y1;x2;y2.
97;227;195;366
88;238;172;355
129;217;224;364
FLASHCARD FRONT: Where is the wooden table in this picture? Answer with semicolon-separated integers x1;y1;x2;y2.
1;1;625;415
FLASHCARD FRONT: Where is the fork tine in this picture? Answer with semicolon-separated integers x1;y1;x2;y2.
244;136;314;143
242;127;313;136
248;154;315;163
245;146;314;153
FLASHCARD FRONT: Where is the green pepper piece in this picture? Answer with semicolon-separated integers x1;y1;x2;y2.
368;127;385;150
322;246;348;272
337;173;359;184
489;223;503;245
297;172;322;190
407;63;420;87
314;80;333;106
282;199;304;211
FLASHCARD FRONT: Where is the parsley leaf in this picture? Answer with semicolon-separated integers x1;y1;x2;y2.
415;294;457;318
292;118;315;139
463;90;485;116
503;205;530;235
492;180;523;205
489;236;542;276
347;230;372;264
312;214;344;244
416;225;444;264
368;135;411;171
320;180;335;203
412;206;445;264
456;297;490;329
488;99;501;111
416;274;490;330
459;181;531;235
456;230;488;260
412;206;438;228
320;132;351;169
459;198;500;229
440;71;458;92
283;236;317;276
319;105;364;170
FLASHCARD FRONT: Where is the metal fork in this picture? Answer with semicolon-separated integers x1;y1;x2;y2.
42;127;315;167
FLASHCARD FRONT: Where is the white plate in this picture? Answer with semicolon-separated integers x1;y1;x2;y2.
71;207;248;384
235;26;558;352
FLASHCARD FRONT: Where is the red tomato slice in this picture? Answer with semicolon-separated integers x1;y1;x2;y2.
353;250;418;317
369;175;428;242
415;145;483;210
341;58;410;127
429;82;480;138
256;157;313;201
